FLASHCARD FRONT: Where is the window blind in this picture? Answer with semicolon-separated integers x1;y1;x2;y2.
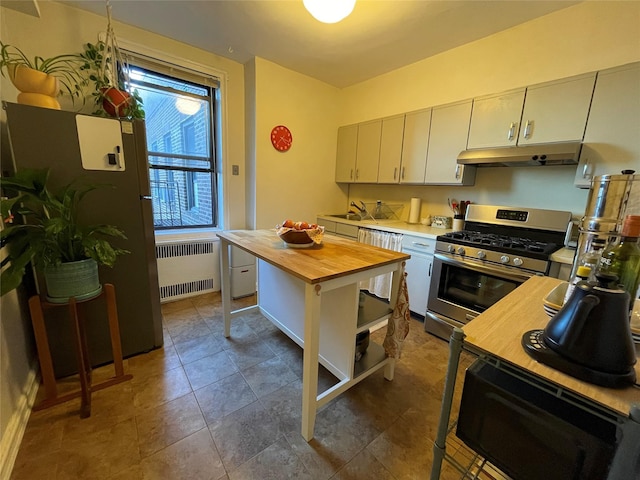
121;49;220;89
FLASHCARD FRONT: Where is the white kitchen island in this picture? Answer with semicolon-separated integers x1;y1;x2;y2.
217;229;410;441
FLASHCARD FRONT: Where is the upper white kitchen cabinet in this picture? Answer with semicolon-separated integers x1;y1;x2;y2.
399;109;431;184
335;124;358;182
574;62;640;188
425;100;476;185
377;115;406;183
467;88;525;149
355;119;382;183
518;72;596;145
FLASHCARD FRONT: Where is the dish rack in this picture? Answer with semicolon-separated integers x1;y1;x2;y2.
362;202;403;220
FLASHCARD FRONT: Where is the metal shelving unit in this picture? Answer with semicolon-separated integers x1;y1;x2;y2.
430;328;640;480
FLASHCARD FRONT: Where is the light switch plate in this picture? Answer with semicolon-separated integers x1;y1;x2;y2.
232;165;239;175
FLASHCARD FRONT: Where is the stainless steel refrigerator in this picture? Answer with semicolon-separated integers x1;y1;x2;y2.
3;101;163;377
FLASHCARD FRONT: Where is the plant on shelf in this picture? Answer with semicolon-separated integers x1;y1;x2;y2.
80;40;144;119
0;42;88;109
0;168;129;298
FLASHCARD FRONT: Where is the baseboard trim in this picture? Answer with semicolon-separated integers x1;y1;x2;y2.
0;365;39;480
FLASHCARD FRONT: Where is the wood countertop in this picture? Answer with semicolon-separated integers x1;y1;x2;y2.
463;275;640;417
217;229;410;284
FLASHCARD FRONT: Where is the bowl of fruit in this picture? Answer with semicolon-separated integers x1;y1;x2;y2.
276;220;324;248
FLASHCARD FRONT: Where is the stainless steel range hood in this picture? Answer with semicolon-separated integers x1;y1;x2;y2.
457;142;582;167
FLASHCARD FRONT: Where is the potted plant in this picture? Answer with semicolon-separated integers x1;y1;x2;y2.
0;42;87;109
80;41;144;119
0;168;129;299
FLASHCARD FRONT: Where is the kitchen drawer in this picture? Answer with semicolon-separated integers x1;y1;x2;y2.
336;223;359;239
317;218;337;234
401;235;435;253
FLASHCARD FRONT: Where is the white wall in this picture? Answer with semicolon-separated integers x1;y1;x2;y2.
338;1;640;219
249;58;347;229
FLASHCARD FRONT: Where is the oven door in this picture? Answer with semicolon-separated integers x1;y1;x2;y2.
426;253;534;339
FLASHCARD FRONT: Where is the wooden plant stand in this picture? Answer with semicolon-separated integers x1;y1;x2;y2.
28;283;132;418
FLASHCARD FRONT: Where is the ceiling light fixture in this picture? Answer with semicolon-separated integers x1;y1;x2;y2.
303;0;356;24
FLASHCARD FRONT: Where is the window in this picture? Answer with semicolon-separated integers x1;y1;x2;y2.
127;65;218;229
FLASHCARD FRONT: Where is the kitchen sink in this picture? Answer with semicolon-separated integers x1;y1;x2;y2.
328;214;362;221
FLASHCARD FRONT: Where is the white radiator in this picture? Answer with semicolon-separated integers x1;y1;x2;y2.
155;239;221;303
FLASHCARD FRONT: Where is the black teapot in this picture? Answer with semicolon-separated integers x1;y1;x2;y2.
523;274;637;388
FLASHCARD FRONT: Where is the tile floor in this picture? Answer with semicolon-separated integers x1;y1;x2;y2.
10;291;481;480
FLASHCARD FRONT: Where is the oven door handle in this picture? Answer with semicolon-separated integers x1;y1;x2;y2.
434;253;534;283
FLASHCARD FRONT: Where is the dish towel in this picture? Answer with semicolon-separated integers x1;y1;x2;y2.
383;268;410;359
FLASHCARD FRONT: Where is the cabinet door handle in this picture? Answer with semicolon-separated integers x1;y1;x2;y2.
455;165;461;179
393;167;397;180
523;120;533;139
507;122;517;141
350;169;354;180
428;263;432;277
401;167;405;180
412;242;431;248
355;169;359;180
582;160;592;179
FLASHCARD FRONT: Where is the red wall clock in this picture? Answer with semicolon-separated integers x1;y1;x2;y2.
271;125;293;152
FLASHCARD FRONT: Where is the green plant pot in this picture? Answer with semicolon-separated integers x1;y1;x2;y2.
44;258;102;303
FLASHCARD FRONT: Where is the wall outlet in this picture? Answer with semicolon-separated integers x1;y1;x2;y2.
232;165;239;175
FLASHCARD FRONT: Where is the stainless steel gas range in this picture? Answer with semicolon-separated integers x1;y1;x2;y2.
425;204;572;341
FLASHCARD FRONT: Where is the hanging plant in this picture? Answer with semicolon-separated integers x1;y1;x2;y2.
79;1;144;119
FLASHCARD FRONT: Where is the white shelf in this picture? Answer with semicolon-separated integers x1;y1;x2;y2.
354;342;388;379
357;294;392;332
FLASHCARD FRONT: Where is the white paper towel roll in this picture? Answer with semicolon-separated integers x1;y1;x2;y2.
408;197;421;224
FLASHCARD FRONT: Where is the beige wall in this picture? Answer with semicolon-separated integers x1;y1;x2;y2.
339;1;640;219
250;57;346;229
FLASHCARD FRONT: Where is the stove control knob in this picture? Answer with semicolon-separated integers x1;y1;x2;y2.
457;246;466;256
513;257;523;267
500;255;510;264
447;244;456;253
477;250;487;260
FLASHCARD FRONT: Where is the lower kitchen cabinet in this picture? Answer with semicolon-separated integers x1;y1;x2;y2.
402;234;434;317
574;62;640;187
425;100;476;185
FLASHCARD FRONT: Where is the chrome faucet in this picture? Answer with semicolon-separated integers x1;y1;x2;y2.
350;201;376;221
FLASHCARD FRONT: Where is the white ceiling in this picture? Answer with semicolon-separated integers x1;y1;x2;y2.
51;0;581;88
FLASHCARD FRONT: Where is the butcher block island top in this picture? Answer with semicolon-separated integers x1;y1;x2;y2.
462;275;640;417
217;229;410;283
